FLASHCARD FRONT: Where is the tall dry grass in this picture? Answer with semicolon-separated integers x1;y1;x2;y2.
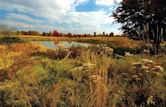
0;43;165;107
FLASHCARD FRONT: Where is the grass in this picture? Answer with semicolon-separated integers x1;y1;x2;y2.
1;35;148;55
2;35;142;47
0;43;165;107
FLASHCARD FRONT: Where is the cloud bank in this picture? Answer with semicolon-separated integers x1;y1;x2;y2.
0;0;122;34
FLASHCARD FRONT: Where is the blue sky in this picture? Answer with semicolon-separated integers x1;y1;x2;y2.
0;0;122;34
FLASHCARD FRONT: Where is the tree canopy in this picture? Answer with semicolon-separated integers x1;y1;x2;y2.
113;0;166;54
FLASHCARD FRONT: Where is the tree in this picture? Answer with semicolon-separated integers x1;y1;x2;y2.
16;31;21;35
42;32;49;36
109;32;114;37
0;24;16;37
20;31;28;35
113;0;166;54
94;32;96;37
27;31;40;36
53;30;60;37
103;32;105;36
48;31;53;36
66;33;72;37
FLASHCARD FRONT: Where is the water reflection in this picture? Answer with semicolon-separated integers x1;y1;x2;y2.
31;41;91;49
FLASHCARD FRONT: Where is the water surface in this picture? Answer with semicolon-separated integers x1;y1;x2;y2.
31;41;91;49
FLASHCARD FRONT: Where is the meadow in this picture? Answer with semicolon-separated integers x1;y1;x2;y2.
0;35;165;107
0;0;166;106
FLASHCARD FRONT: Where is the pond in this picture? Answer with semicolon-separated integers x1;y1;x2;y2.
31;41;91;49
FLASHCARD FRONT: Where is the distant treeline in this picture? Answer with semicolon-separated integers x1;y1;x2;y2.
5;30;115;37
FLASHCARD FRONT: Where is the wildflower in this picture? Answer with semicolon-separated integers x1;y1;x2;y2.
132;74;141;81
155;66;164;72
141;65;149;70
125;52;133;57
152;65;164;73
103;44;107;47
132;62;142;68
99;51;104;55
147;96;155;105
132;74;139;78
143;49;150;55
90;75;101;83
142;59;154;65
70;66;84;72
103;47;113;52
83;62;95;69
145;70;150;73
155;72;162;76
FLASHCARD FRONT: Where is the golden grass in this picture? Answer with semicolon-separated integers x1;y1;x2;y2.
0;41;165;107
15;35;143;49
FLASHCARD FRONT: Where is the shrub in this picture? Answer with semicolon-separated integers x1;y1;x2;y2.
0;37;26;45
32;48;68;59
113;47;142;55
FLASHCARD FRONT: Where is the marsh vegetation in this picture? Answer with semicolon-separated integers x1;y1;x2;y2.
0;38;166;107
0;0;166;107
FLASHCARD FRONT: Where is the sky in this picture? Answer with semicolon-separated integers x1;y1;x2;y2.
0;0;122;34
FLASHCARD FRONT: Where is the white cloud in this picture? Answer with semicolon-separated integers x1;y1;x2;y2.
0;0;73;20
5;13;44;23
74;0;88;6
0;0;88;20
96;0;122;6
96;0;114;6
0;19;33;29
0;0;121;34
55;10;121;34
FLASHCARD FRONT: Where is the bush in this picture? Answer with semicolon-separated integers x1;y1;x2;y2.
32;48;69;59
0;37;26;45
113;47;142;55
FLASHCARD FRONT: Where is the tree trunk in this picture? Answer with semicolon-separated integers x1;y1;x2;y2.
152;25;161;55
153;42;159;55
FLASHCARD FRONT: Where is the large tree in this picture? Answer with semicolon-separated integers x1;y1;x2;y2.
113;0;166;54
